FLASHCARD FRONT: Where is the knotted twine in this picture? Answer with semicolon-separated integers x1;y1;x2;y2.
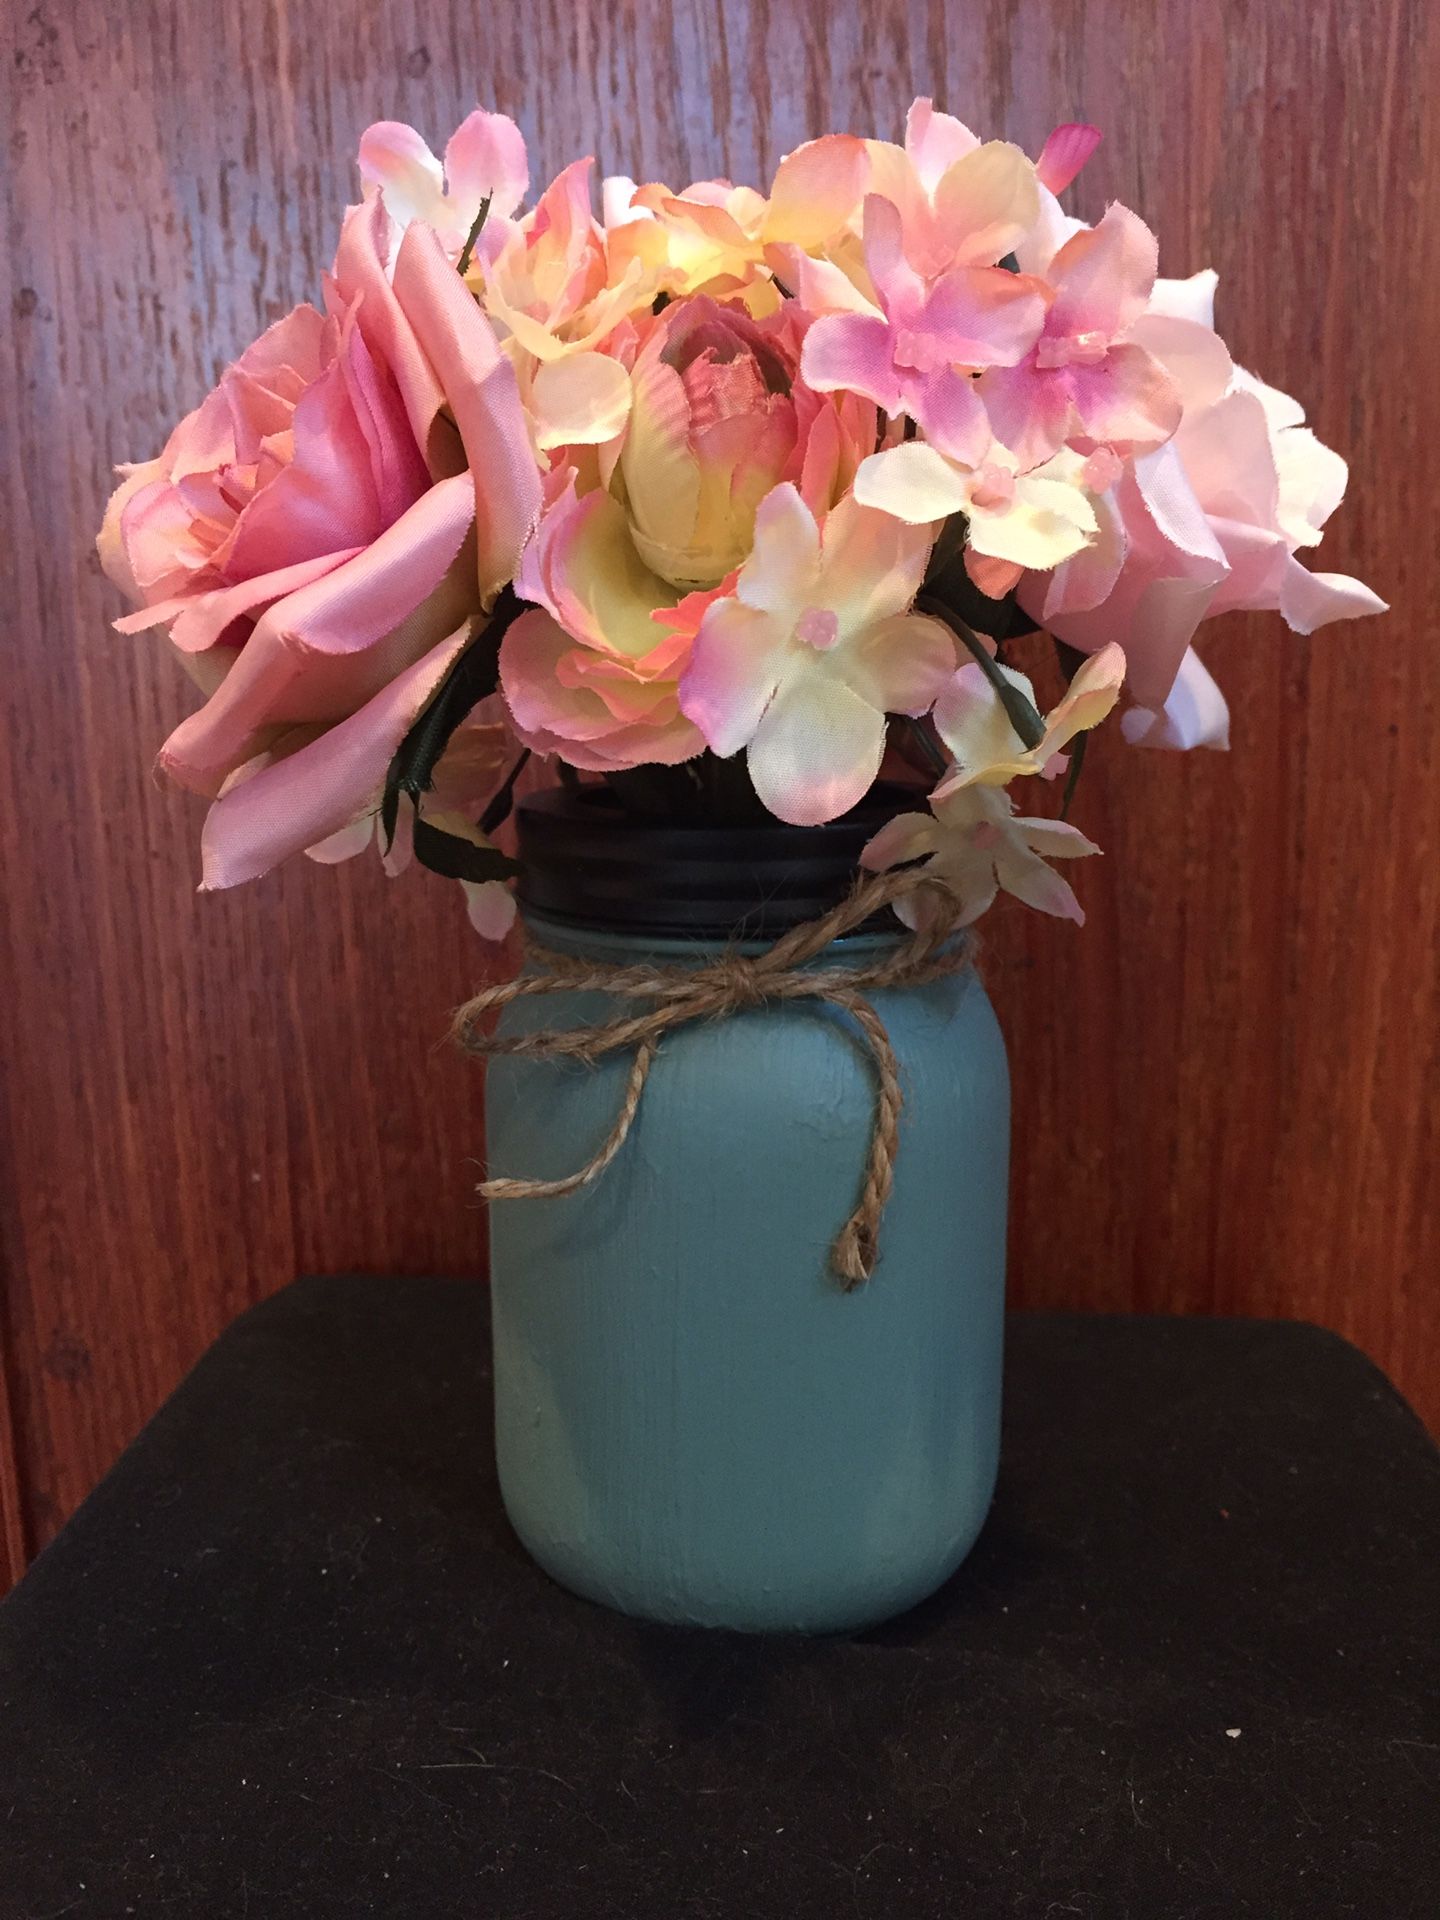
452;866;973;1289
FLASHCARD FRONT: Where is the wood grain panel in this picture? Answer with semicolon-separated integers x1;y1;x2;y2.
0;1313;28;1586
2;0;1435;1576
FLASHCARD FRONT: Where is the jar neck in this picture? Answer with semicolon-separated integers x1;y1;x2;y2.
513;785;913;942
519;907;906;968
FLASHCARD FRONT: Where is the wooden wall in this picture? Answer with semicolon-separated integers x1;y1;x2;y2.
2;0;1435;1587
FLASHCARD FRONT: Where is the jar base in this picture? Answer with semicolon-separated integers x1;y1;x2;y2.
497;1482;996;1635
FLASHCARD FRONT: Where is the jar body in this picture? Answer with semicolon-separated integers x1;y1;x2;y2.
486;912;1010;1633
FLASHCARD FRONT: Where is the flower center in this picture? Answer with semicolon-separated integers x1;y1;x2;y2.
969;464;1016;512
1036;327;1110;371
794;606;841;652
1081;445;1124;493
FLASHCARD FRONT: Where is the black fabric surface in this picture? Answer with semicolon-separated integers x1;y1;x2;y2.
1;1278;1436;1919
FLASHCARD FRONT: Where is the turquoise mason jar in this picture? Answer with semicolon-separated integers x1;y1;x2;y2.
484;789;1010;1634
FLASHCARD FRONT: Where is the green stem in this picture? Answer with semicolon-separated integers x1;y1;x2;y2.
456;194;493;279
904;716;949;778
915;594;1047;750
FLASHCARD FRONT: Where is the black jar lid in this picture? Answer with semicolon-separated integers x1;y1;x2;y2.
514;784;912;939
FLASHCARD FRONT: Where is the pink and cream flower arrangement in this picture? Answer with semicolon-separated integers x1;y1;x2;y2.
99;101;1384;938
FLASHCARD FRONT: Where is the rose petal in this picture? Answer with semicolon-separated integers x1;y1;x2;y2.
115;549;360;653
1121;646;1231;749
1277;563;1389;634
357;121;447;230
199;624;470;888
1146;268;1219;328
391;222;542;601
531;351;633;451
159;472;476;792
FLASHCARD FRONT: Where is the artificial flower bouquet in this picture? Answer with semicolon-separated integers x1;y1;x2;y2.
98;99;1384;940
97;97;1388;1633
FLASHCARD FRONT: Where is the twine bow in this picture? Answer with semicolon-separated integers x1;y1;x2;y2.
452;867;973;1287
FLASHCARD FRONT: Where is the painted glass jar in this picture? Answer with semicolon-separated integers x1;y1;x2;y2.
484;788;1009;1633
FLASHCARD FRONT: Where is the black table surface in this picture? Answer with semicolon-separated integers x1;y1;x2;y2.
1;1278;1436;1919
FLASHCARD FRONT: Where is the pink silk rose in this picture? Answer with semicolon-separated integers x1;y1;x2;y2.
98;197;541;888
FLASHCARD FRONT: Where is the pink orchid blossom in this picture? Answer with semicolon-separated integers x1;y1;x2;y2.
861;101;1044;279
500;476;704;771
98;198;540;887
802;195;1047;465
678;484;954;825
932;643;1126;792
978;204;1182;471
862;783;1102;928
853;440;1099;574
771;103;1093;284
1022;292;1386;748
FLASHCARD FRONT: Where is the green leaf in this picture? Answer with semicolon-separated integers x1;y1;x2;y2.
916;594;1047;750
479;748;531;837
410;818;520;885
381;585;527;854
1060;729;1089;819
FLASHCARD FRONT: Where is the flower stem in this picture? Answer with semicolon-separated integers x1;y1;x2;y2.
456;195;493;279
1060;730;1088;818
903;716;949;777
915;594;1047;749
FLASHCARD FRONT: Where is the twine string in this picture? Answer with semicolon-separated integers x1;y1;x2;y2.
451;866;972;1288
